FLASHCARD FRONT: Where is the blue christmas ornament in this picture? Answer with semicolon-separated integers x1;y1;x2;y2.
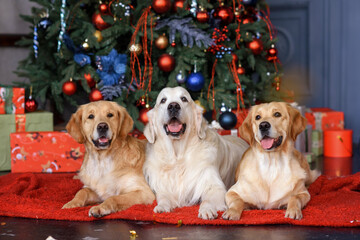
186;72;205;92
219;111;237;130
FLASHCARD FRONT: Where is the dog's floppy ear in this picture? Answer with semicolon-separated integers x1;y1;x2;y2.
193;103;206;139
144;108;156;143
239;110;254;146
286;104;307;141
117;104;134;139
66;106;85;144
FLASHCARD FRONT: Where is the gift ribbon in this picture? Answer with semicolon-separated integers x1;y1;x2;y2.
15;114;26;132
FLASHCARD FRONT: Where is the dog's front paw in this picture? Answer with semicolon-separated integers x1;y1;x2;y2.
198;204;220;220
285;207;303;220
153;205;171;213
62;200;84;209
88;205;112;218
222;208;241;221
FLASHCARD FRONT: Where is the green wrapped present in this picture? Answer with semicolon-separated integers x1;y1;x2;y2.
0;112;53;171
312;130;323;156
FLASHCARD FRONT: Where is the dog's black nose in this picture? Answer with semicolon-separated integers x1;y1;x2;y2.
259;121;271;132
168;102;181;115
97;122;108;134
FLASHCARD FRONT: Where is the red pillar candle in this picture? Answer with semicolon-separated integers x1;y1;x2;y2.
324;129;352;157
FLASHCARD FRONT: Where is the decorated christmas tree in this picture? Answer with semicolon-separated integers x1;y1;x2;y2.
16;0;284;131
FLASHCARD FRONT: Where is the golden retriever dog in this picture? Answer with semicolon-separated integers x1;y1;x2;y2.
143;87;249;220
222;102;319;221
62;101;155;217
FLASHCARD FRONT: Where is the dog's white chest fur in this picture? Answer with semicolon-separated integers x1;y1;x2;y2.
80;154;119;201
145;149;207;207
236;151;306;210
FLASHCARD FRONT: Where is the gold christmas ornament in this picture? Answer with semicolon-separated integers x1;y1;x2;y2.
129;43;142;55
93;30;103;42
154;34;169;50
82;39;89;50
234;7;240;16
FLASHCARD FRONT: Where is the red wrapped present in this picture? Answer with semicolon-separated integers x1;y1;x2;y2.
10;131;85;173
217;129;240;137
305;108;344;131
0;87;25;114
232;109;249;129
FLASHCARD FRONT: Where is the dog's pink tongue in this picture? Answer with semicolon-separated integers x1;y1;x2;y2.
168;122;182;132
99;137;109;143
260;138;274;149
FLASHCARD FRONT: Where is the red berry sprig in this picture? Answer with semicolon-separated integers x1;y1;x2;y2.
207;26;232;58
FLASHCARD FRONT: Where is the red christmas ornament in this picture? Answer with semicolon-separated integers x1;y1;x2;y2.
213;6;234;25
247;39;264;55
158;53;176;72
89;89;103;102
152;0;171;14
137;96;146;107
62;80;77;96
267;45;278;61
196;10;210;23
92;12;110;30
171;42;176;47
84;73;96;88
99;3;109;14
25;96;38;112
173;0;185;12
231;53;239;63
237;66;246;75
139;108;151;125
242;17;253;24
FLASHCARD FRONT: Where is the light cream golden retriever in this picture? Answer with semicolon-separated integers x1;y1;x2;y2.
143;87;249;220
62;101;155;217
222;102;319;221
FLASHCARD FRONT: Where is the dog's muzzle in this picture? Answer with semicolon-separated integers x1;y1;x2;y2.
92;122;112;149
259;121;283;150
163;102;186;137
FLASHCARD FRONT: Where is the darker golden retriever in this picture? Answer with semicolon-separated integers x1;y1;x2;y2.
62;101;155;217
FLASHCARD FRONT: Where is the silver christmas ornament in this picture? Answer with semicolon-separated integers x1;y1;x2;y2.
176;71;186;84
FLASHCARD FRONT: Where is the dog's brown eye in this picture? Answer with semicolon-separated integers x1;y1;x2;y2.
160;98;166;104
181;96;188;102
88;114;94;119
255;115;261;120
274;112;282;118
107;113;113;118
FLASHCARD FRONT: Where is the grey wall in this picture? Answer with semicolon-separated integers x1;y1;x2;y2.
0;0;35;86
268;0;360;143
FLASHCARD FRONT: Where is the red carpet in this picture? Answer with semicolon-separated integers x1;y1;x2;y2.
0;172;359;227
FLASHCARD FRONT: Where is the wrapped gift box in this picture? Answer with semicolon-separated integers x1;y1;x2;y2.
311;130;323;156
0;87;25;114
305;108;344;131
10;131;85;173
217;129;240;137
0;112;53;171
231;109;249;129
